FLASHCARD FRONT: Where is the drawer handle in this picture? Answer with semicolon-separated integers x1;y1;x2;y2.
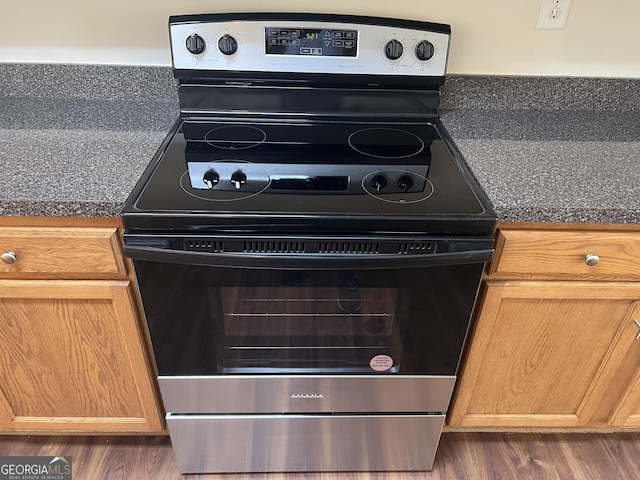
585;254;600;266
2;252;18;265
1;251;17;264
635;320;640;340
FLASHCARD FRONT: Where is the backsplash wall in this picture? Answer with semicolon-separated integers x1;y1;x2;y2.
1;1;638;78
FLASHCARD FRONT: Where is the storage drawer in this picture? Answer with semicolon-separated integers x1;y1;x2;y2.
167;413;445;473
0;227;127;277
492;229;640;279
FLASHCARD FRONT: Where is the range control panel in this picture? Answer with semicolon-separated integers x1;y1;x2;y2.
170;14;451;77
264;27;358;57
187;161;429;196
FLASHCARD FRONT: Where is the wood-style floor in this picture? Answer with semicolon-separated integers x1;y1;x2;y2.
1;433;639;480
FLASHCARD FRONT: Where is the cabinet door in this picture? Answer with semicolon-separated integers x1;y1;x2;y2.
0;280;163;432
595;302;640;428
449;281;640;428
610;376;640;427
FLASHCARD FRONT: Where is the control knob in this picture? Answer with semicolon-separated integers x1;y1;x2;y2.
384;40;404;60
397;175;414;192
203;169;220;189
185;34;206;55
415;40;435;61
230;170;247;190
218;34;238;56
370;175;388;192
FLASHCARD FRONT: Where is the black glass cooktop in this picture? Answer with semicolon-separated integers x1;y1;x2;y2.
122;120;495;235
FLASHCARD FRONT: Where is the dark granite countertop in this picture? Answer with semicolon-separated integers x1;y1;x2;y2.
0;64;178;217
1;64;639;224
440;109;640;224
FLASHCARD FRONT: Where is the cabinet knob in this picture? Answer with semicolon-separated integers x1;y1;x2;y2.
1;251;17;264
635;320;640;340
585;254;600;266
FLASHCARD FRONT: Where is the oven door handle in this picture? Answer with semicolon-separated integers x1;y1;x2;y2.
123;244;494;269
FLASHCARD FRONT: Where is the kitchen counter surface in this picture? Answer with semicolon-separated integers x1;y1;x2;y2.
440;108;640;224
0;64;178;217
1;65;639;224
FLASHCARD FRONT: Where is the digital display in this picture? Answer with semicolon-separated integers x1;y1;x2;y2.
265;27;358;57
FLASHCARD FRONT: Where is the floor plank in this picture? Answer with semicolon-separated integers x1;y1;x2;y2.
1;433;639;479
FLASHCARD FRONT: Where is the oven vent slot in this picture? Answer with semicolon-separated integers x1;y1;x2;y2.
398;242;434;254
319;242;380;254
184;239;224;252
244;241;306;254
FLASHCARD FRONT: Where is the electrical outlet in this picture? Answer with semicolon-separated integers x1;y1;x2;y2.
536;0;572;30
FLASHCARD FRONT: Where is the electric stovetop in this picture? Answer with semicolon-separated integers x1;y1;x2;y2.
122;119;495;235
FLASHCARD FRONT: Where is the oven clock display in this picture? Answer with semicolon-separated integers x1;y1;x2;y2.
265;27;358;57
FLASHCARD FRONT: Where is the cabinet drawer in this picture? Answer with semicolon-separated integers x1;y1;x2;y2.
492;229;640;279
0;227;127;277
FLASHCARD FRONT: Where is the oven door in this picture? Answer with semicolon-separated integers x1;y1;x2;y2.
125;234;492;413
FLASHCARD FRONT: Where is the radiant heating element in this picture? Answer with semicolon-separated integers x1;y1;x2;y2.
122;12;495;474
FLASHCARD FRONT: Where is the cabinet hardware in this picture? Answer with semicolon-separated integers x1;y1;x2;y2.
635;320;640;340
1;251;17;264
585;254;600;266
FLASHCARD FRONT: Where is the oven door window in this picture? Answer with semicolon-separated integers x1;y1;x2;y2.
218;276;400;373
134;261;483;376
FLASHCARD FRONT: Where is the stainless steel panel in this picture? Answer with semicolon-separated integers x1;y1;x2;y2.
159;375;455;414
170;20;450;77
167;413;445;473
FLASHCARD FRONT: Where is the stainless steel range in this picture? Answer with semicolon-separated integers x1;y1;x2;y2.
122;12;496;474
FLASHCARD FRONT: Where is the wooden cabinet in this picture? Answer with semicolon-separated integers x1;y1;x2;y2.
0;218;163;433
490;229;640;280
449;224;640;430
0;226;127;277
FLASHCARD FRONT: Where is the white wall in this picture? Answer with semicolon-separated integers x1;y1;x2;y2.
1;0;638;78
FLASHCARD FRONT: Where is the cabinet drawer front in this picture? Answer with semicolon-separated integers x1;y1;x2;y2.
0;227;126;276
493;229;640;279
